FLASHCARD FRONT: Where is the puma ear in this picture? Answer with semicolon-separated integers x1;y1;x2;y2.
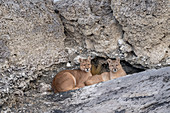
87;56;91;61
116;57;120;63
107;59;112;64
79;58;83;63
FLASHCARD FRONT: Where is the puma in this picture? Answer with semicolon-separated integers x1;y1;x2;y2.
52;57;92;93
85;58;126;86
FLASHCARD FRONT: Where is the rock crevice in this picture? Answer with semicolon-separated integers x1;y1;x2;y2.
2;67;169;113
0;0;169;112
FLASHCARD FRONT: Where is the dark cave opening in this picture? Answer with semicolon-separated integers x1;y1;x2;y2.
91;56;145;75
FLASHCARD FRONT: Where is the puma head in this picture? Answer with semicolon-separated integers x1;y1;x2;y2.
79;56;91;72
107;58;121;73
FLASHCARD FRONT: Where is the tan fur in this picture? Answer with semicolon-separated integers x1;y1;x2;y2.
91;59;107;75
52;57;92;93
91;63;102;75
85;58;126;86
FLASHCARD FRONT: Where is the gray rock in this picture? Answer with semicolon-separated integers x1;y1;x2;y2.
0;0;67;68
54;0;170;68
1;67;169;113
0;0;68;107
0;0;169;112
39;82;51;93
55;0;122;56
111;0;170;68
48;67;170;113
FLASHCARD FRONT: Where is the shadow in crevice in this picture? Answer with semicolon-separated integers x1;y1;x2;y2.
91;56;145;75
121;60;145;74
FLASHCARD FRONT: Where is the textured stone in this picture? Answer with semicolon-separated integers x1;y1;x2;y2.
48;67;170;113
0;0;68;107
55;0;123;56
1;67;169;113
111;0;170;68
0;0;170;112
54;0;170;68
0;0;67;67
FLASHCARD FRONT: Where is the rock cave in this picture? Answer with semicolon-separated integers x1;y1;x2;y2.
0;0;170;112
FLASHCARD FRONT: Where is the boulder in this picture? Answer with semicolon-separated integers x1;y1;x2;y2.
0;0;67;106
0;0;169;112
1;67;169;113
111;0;170;68
55;0;123;57
54;0;170;68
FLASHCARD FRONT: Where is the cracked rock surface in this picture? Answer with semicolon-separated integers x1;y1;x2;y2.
55;0;170;68
111;0;170;68
0;0;170;112
55;0;123;57
0;0;68;108
1;67;170;113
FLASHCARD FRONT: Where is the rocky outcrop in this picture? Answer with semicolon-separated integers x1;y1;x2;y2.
0;0;170;112
0;0;67;67
55;0;123;59
0;0;68;107
1;67;170;113
54;0;170;68
111;0;170;68
52;67;170;113
49;67;170;113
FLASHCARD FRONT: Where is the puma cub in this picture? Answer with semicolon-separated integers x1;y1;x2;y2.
52;57;92;93
85;58;126;86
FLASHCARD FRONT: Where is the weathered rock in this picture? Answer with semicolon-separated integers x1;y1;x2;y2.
55;0;123;57
111;0;170;68
1;67;169;113
0;0;67;106
0;0;170;112
49;67;170;113
54;0;170;69
0;0;67;67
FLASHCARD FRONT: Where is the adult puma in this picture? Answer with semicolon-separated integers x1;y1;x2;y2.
85;58;126;86
52;57;92;93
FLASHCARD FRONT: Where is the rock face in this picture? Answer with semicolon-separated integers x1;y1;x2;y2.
111;0;170;68
0;0;67;68
0;0;68;107
55;0;170;68
2;67;170;113
51;67;170;113
55;0;123;59
0;0;170;112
